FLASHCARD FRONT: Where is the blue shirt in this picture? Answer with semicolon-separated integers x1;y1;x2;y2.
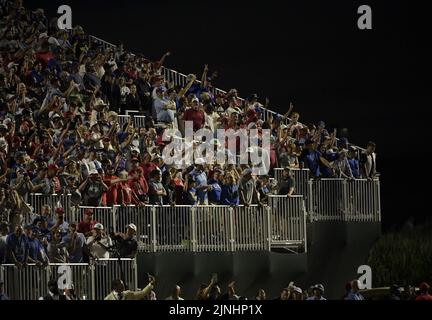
191;170;208;204
6;233;28;263
348;158;360;178
345;291;364;300
208;178;222;204
62;232;86;263
221;184;240;205
305;150;322;177
26;237;44;261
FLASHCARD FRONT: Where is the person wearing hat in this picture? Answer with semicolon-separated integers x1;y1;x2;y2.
183;96;206;131
239;168;257;206
23;224;44;265
77;209;99;237
79;169;108;206
5;225;27;267
347;146;361;179
86;223;113;259
111;223;138;258
51;207;70;237
105;274;156;300
416;282;432;301
306;284;326;300
153;86;176;124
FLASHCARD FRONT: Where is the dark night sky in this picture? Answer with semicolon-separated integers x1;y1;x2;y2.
28;0;430;229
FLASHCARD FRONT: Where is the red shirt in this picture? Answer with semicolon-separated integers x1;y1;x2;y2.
141;163;158;181
416;294;432;301
184;109;205;131
77;220;97;235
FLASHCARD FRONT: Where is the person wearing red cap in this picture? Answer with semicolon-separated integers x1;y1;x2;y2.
77;209;99;237
415;282;432;301
51;207;69;237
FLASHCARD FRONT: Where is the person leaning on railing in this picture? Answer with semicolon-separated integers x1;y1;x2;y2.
277;167;295;196
105;274;156;300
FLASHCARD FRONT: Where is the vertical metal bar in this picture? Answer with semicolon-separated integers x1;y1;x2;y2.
229;207;235;252
151;206;157;252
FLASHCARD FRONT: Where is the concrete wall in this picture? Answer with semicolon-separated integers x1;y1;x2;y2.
136;221;381;299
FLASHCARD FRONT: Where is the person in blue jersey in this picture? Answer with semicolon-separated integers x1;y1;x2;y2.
221;174;240;206
207;169;223;204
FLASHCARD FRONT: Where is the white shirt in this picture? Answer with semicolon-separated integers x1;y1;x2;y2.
86;235;112;259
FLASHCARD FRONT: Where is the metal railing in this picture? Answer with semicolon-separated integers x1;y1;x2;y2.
0;259;137;300
28;193;71;218
273;168;311;211
308;178;381;222
268;195;307;251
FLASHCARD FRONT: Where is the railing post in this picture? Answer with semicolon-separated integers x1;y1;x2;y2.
112;206;117;233
342;179;349;221
266;206;272;251
308;180;314;221
302;199;308;253
191;206;197;252
229;207;235;252
376;179;381;222
151;206;157;253
90;263;95;300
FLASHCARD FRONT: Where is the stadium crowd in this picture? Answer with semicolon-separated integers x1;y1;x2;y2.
0;0;383;299
1;274;431;301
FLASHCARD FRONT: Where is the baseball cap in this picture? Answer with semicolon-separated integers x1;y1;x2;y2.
127;223;137;231
93;223;104;230
55;207;65;214
85;209;94;216
313;284;325;293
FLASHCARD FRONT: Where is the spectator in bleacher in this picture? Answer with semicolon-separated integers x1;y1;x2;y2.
24;224;47;266
31;167;50;194
153;87;176;124
189;162;209;205
361;141;377;180
255;289;267;300
105;275;156;300
415;282;432;301
334;149;354;179
63;222;86;263
239;168;257;206
207;169;223;204
111;223;138;259
347;147;361;179
79;170;108;206
344;280;364;300
165;285;184;300
52;207;69;236
0;221;8;264
184;177;198;205
278;167;295;196
183;97;205;131
38;204;55;229
148;169;166;205
306;284;326;300
220;173;240;206
86;223;112;259
77;209;98;237
47;227;68;263
39;279;67;301
275;288;290;300
6;224;27;267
